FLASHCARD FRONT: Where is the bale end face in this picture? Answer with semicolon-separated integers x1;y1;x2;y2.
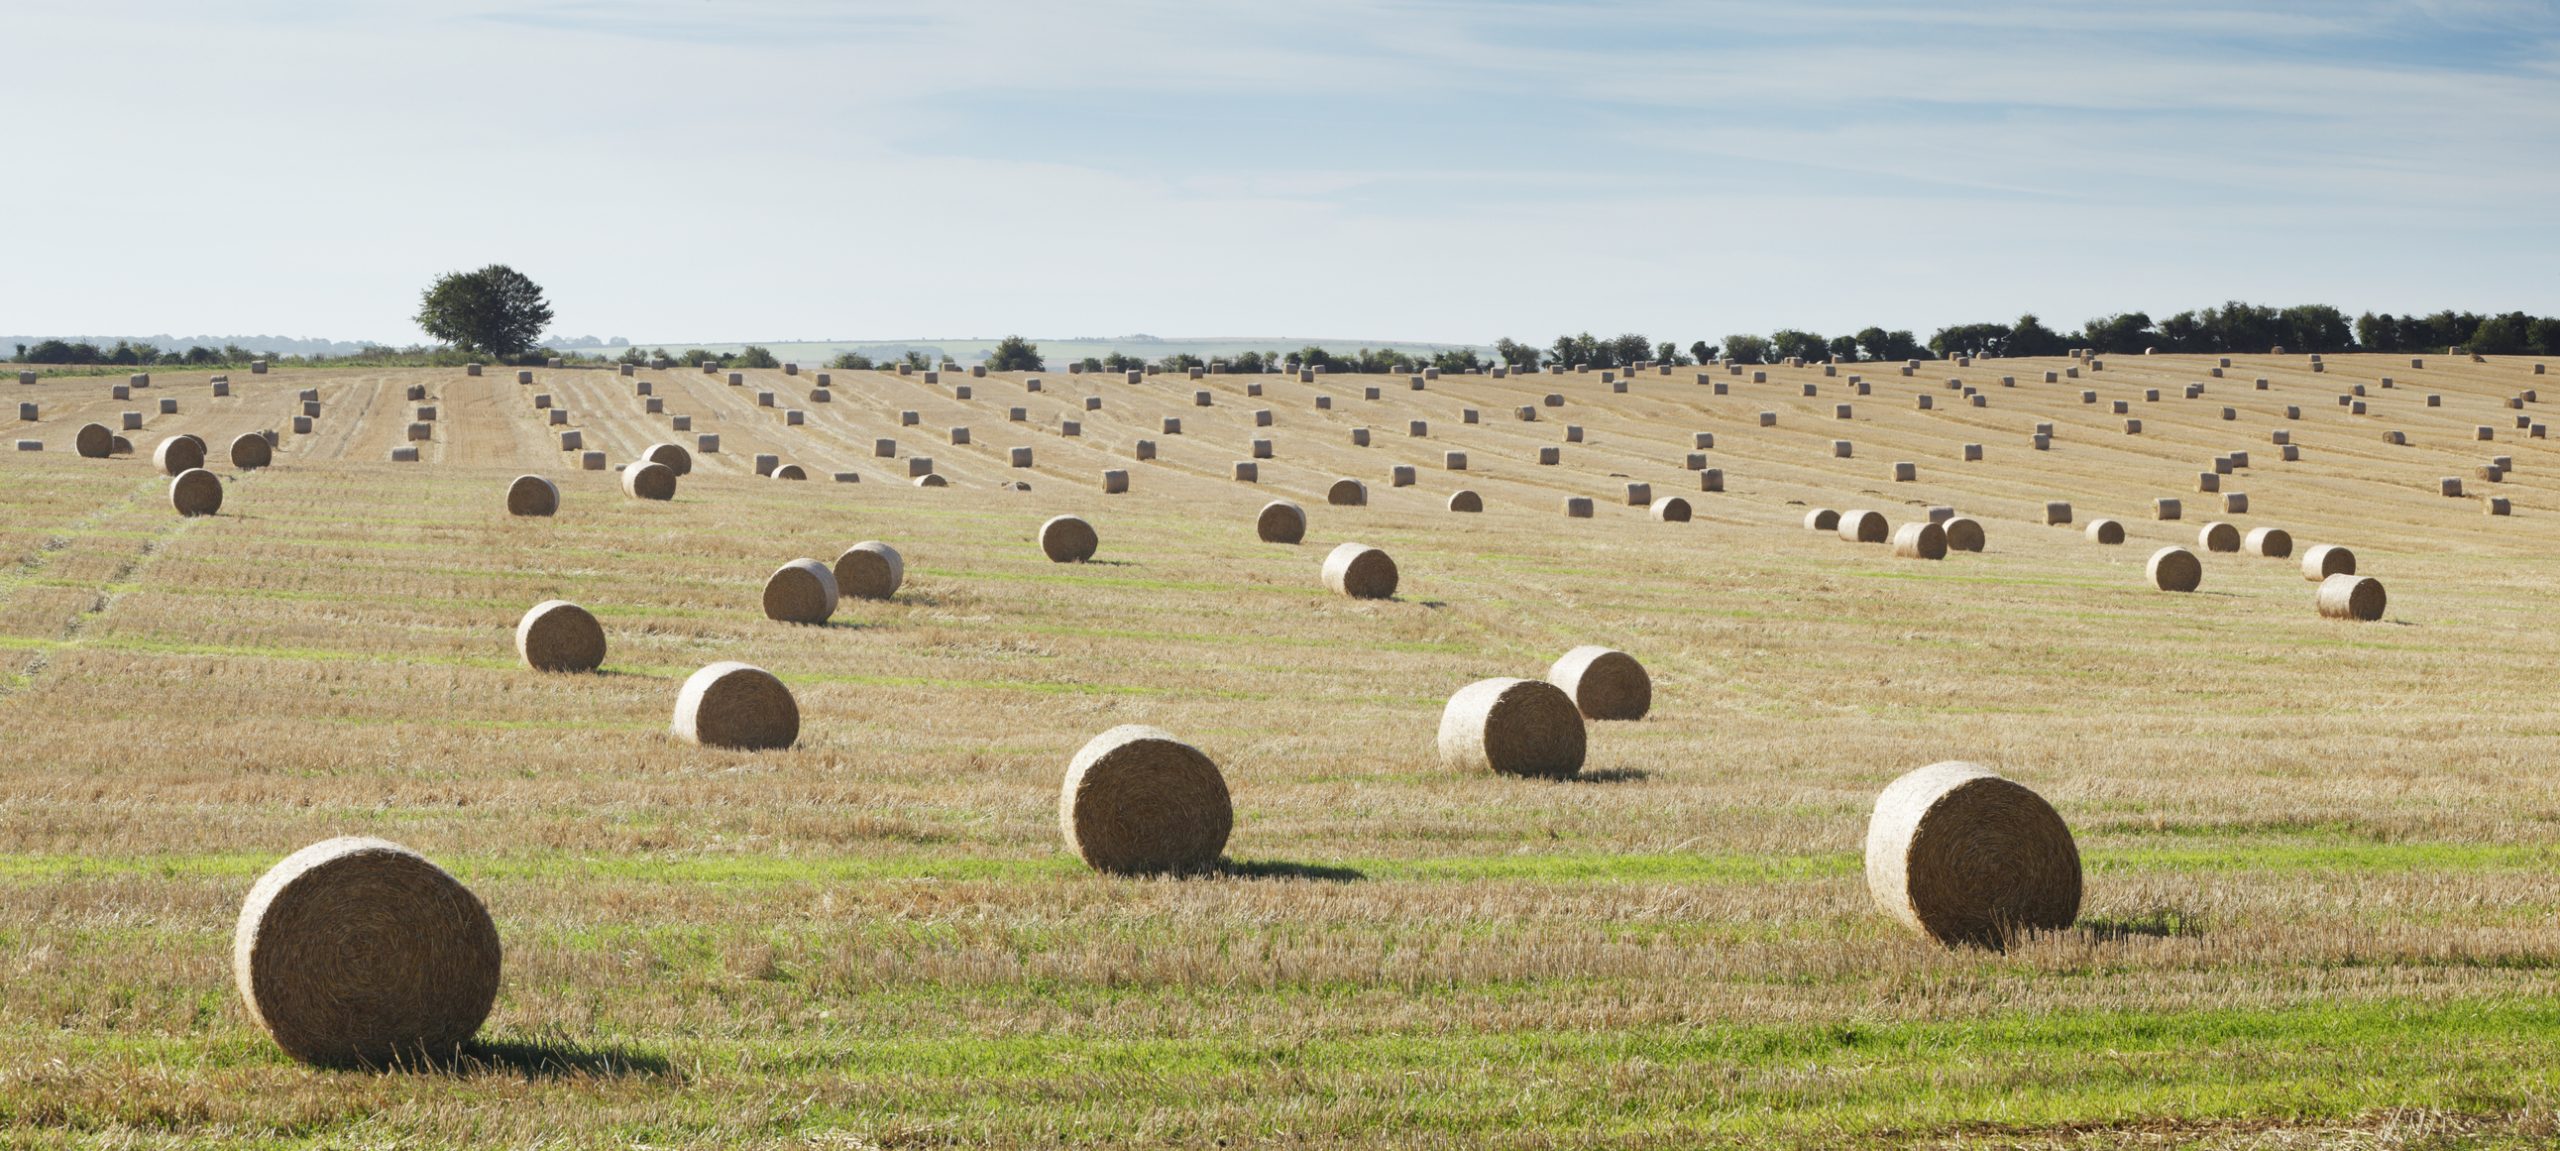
671;661;799;750
1256;500;1307;544
1322;542;1399;599
1058;725;1234;875
622;461;677;501
833;542;905;600
1942;517;1985;552
1864;762;2081;949
1040;515;1099;563
230;433;273;470
763;558;841;624
1548;646;1650;720
170;468;223;516
2147;547;2202;592
233;837;501;1067
1438;678;1585;778
505;475;559;517
515;600;605;672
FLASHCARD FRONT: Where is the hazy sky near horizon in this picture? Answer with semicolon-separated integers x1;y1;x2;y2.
5;0;2557;347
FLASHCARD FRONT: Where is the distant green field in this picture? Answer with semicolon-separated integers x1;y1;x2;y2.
559;336;1488;366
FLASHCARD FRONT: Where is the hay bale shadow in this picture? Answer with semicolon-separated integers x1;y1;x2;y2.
1573;767;1651;784
2078;908;2206;942
451;1037;673;1080
1217;858;1364;883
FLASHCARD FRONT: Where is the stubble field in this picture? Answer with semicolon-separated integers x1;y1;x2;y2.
3;353;2559;1148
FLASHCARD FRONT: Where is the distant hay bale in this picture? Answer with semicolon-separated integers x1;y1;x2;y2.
2154;498;2181;520
1232;461;1258;482
1327;478;1368;506
1058;725;1233;874
1864;761;2081;948
1804;508;1840;531
2245;526;2293;557
671;661;799;749
763;558;839;625
1892;462;1916;482
2147;546;2202;592
517;370;534;385
2194;522;2240;552
1437;678;1585;778
1548;646;1650;720
1892;521;1947;560
1649;496;1691;522
641;442;692;477
2301;544;2355;581
505;475;558;516
1562;496;1593;518
1448;490;1483;513
1321;542;1398;599
2084;519;2124;545
622;461;676;501
515;600;605;672
2317;574;2386;621
1942;517;1985;552
1837;509;1887;543
2044;502;2071;525
170;468;223;516
1256;500;1307;544
155;434;207;476
75;422;112;458
914;474;948;488
1040;515;1098;563
772;464;806;480
232;836;501;1067
2486;495;2514;515
1101;469;1128;494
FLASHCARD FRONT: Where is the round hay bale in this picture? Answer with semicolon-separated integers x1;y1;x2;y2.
1804;508;1840;531
514;599;604;672
2199;522;2240;552
2301;544;2355;581
1437;678;1585;779
2317;574;2386;620
1892;520;1947;560
232;836;501;1067
505;475;558;517
914;473;948;488
2245;526;2293;558
832;541;904;600
1447;490;1483;513
1942;517;1985;552
1057;725;1234;875
671;661;799;750
1548;646;1650;720
155;434;206;476
75;422;112;458
2084;519;2125;545
170;468;223;516
1648;496;1691;522
1864;761;2081;948
1040;515;1098;563
1837;509;1888;543
2147;546;2202;592
229;432;273;470
622;461;676;501
1321;542;1398;599
1327;478;1368;506
1256;500;1307;544
640;441;693;477
772;464;806;481
762;558;839;624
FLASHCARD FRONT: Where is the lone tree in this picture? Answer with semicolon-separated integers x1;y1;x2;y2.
985;334;1043;371
415;264;553;357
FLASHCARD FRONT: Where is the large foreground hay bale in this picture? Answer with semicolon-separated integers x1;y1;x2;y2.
763;558;839;624
170;468;223;516
1058;725;1233;875
833;541;904;600
2245;526;2292;557
641;441;693;477
1942;517;1985;552
1256;500;1307;543
155;435;207;476
1864;762;2081;949
1439;678;1584;778
1040;515;1098;562
515;600;605;672
671;661;798;749
2147;546;2202;592
2317;574;2386;621
622;461;676;501
233;837;500;1067
2301;544;2355;581
230;432;272;470
75;422;112;458
1322;542;1398;599
1892;520;1947;559
1837;509;1888;543
505;475;558;517
1548;646;1650;720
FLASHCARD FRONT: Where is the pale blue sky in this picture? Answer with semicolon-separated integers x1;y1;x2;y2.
3;0;2555;347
